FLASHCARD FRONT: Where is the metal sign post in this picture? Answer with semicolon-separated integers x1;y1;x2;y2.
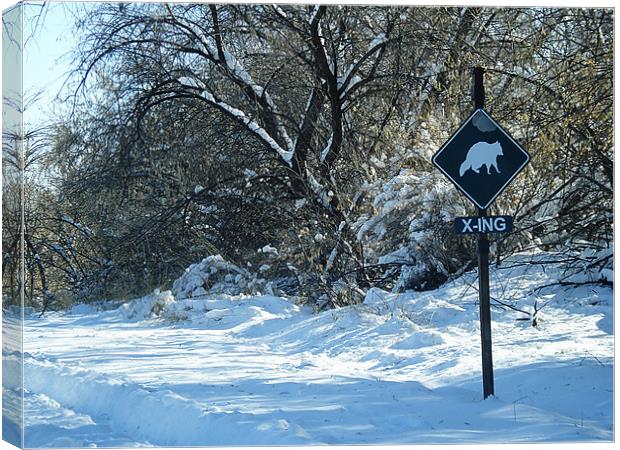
473;67;495;399
432;67;530;399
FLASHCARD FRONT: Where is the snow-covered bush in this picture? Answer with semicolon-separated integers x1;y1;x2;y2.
313;278;366;311
172;254;291;299
355;169;473;291
173;255;248;298
561;246;613;286
119;290;176;321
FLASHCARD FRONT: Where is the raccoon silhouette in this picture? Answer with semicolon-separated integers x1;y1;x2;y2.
459;141;503;177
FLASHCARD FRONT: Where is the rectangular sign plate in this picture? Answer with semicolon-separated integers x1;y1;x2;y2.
454;215;513;234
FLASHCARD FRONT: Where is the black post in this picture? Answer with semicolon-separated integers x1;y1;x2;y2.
473;67;495;399
473;67;485;109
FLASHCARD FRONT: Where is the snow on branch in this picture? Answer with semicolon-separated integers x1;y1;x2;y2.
215;50;295;153
176;75;293;164
338;32;387;100
221;49;294;152
306;169;332;211
319;133;334;163
369;32;386;50
201;90;294;165
273;5;288;19
60;215;93;236
309;5;320;24
298;89;316;135
209;6;295;154
177;76;203;89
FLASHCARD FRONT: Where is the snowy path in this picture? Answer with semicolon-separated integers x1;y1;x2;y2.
20;254;613;446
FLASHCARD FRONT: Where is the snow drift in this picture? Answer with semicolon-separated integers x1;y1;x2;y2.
18;251;613;446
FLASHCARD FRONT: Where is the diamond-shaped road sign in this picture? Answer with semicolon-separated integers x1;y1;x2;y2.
432;109;530;210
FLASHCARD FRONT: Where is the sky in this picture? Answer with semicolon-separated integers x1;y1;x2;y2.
2;1;78;130
2;3;21;134
22;1;78;127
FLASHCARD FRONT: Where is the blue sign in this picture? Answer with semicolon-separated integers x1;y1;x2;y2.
432;109;530;210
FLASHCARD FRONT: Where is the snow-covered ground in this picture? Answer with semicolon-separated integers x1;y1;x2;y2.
6;252;614;446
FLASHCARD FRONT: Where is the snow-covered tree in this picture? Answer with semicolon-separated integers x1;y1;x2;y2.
26;5;612;308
